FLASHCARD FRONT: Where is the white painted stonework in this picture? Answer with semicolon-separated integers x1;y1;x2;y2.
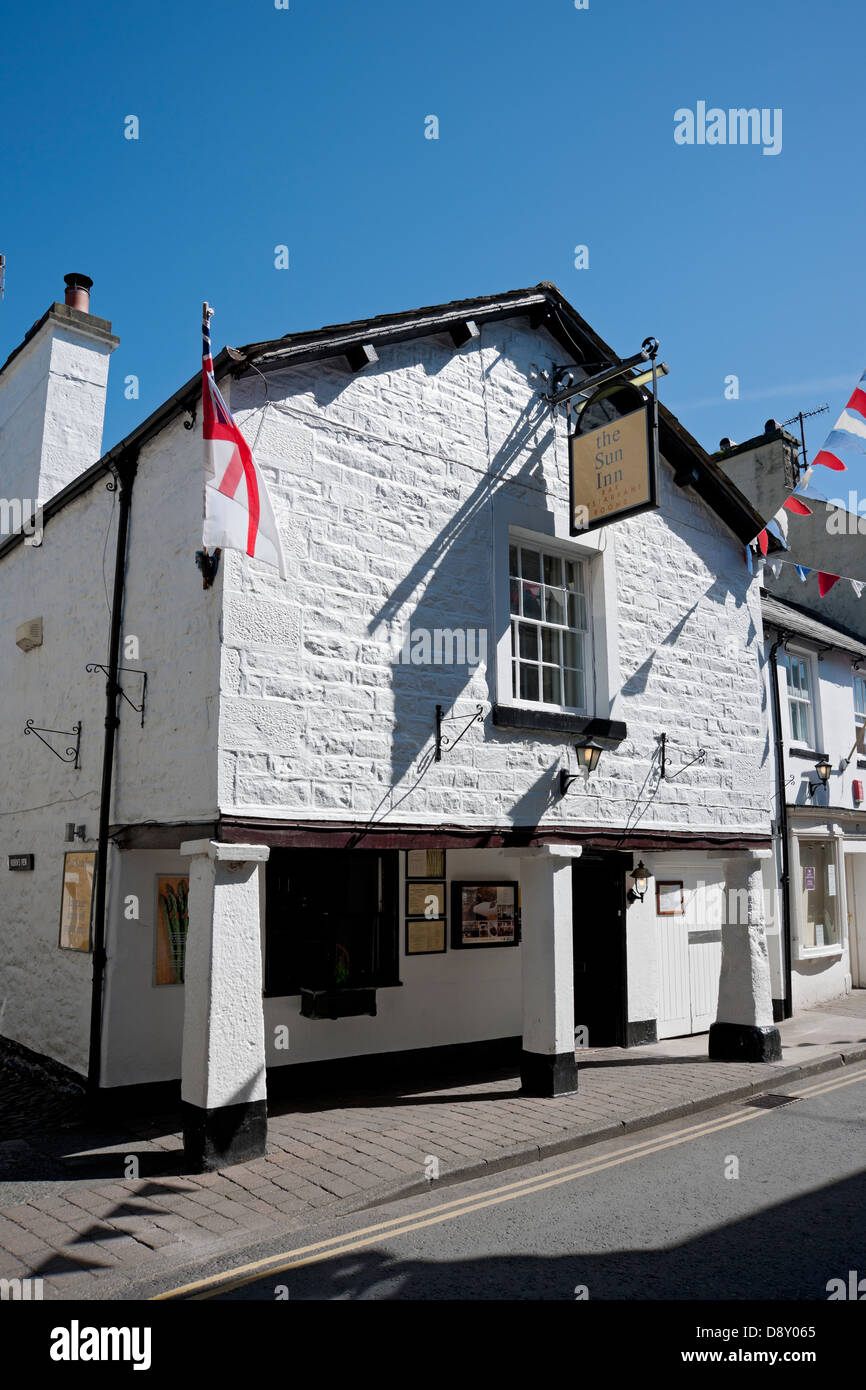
180;841;269;1111
0;305;117;509
219;320;772;837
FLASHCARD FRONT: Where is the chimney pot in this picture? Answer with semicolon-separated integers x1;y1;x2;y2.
764;418;780;435
63;272;94;313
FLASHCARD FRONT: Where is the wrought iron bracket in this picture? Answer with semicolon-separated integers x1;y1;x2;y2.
658;731;706;781
195;548;221;589
183;404;198;430
435;704;485;762
85;665;148;727
24;719;81;769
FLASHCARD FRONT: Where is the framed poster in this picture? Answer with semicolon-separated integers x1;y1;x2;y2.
155;876;189;985
58;851;96;951
656;880;684;916
451;881;520;948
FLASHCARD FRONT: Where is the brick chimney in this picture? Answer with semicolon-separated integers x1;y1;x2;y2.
0;272;119;510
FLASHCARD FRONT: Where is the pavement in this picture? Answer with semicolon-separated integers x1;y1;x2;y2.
2;991;866;1300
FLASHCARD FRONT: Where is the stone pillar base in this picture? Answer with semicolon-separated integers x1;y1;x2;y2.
520;1049;578;1097
708;1022;782;1064
182;1098;268;1172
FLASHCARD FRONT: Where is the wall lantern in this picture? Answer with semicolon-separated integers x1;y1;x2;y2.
559;740;603;795
628;860;649;904
807;757;832;800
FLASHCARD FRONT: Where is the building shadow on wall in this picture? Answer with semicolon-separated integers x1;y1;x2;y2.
365;385;560;813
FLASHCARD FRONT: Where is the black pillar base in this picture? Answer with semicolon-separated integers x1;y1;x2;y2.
708;1022;782;1063
182;1098;268;1172
520;1049;578;1097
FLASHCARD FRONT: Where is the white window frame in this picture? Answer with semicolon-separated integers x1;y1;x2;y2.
790;829;846;960
507;537;591;713
493;517;617;719
854;673;866;737
781;646;819;749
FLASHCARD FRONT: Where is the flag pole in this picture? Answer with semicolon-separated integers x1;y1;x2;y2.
196;301;221;588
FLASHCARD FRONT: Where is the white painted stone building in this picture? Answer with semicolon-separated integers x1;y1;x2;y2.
0;276;783;1167
715;428;866;1012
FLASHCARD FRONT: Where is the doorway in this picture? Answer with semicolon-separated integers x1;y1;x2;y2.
572;853;628;1048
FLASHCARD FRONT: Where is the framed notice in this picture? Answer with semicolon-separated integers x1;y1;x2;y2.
58;851;96;951
406;919;447;956
405;849;447;955
569;403;657;534
656;880;685;916
451;881;520;949
155;876;189;985
406;849;445;880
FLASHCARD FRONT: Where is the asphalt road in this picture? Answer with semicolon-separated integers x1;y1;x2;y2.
148;1065;866;1302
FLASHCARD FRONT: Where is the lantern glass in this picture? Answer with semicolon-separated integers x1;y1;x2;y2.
815;758;832;784
578;742;602;774
631;860;649;894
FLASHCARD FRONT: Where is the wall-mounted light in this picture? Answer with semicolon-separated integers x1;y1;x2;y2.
628;860;649;904
559;740;603;795
807;757;832;801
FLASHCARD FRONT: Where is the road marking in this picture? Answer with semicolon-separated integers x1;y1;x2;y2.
154;1062;866;1301
792;1069;866;1100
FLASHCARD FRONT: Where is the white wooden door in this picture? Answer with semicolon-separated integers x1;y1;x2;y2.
657;873;723;1038
657;912;690;1038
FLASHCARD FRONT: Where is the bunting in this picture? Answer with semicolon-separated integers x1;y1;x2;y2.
812;368;865;471
744;372;866;594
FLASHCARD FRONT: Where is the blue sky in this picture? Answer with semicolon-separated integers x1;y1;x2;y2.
1;0;864;507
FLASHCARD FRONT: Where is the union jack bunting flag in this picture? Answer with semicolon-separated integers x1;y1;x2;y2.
201;302;286;578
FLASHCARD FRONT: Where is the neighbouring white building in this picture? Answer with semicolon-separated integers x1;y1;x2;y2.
716;425;866;1013
0;275;785;1168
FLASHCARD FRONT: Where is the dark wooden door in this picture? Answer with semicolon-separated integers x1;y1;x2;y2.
572;854;628;1048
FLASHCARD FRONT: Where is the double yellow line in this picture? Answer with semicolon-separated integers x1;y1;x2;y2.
154;1065;866;1301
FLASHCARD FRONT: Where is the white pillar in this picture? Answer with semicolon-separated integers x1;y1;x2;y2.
514;846;582;1096
179;839;270;1170
709;853;782;1062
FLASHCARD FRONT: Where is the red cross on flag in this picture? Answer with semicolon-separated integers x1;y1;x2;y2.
201;303;286;579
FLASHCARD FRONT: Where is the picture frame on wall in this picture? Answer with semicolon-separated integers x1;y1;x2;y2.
154;876;189;985
404;849;447;956
656;880;685;916
58;850;96;951
451;881;520;949
405;919;447;956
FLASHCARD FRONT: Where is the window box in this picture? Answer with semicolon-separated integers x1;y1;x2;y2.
300;987;378;1020
492;704;626;744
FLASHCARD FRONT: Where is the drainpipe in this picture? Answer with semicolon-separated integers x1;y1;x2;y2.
87;452;138;1098
768;631;793;1020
